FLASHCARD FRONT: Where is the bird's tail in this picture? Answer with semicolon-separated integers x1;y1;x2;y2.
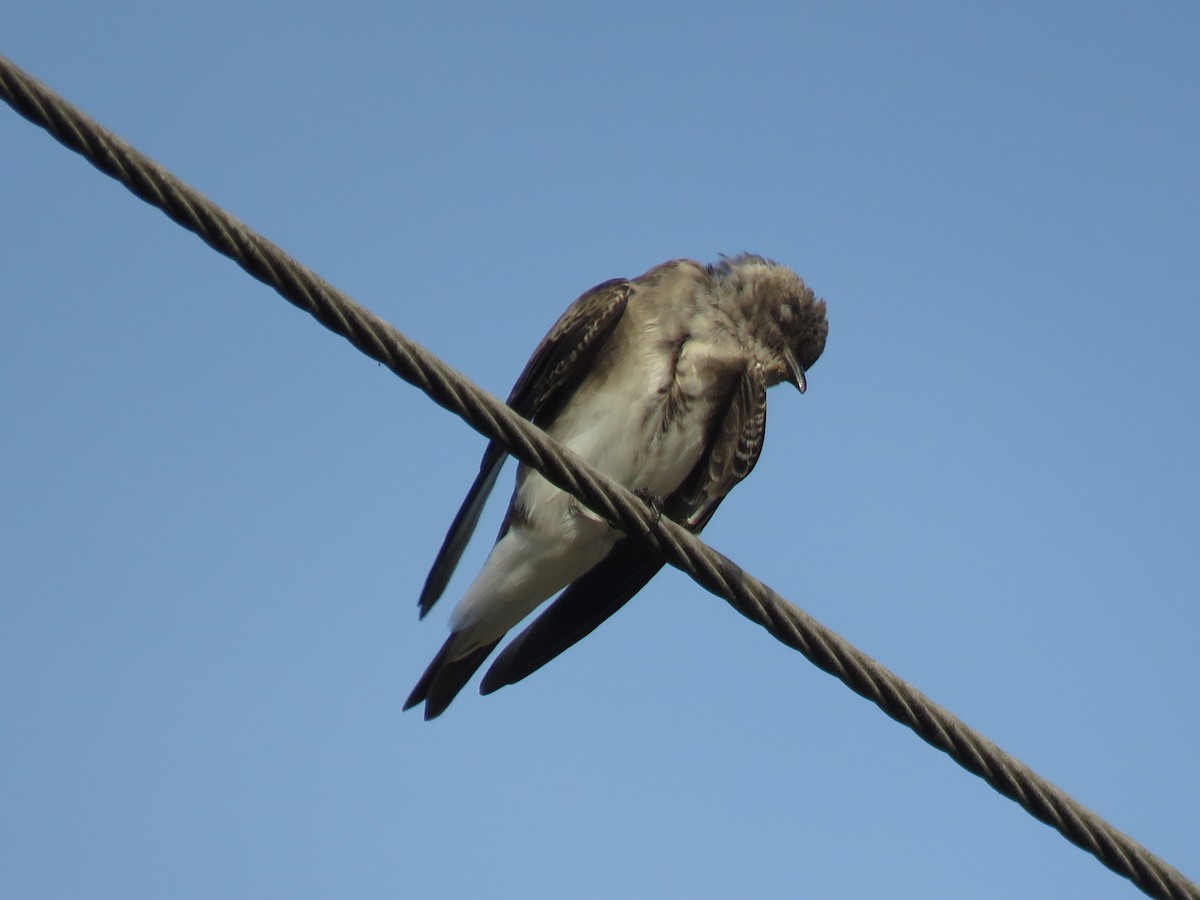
403;633;501;720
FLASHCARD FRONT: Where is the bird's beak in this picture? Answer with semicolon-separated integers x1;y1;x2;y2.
785;348;807;394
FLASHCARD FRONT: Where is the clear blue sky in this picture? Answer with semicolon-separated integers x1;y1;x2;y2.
3;3;1197;898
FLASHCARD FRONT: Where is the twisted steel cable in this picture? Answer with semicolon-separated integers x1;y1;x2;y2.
2;53;1195;900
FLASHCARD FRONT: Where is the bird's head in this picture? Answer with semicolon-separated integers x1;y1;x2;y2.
711;254;828;392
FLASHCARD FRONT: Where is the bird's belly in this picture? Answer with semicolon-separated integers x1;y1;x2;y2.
543;375;708;506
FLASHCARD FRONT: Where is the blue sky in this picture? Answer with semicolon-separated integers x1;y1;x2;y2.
2;3;1197;898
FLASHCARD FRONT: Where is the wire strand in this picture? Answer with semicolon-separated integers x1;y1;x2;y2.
2;53;1195;900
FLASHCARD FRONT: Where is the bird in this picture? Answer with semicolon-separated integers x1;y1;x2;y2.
404;254;828;719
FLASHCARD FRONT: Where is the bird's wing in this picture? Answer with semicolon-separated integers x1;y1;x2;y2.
478;538;664;695
480;363;769;692
416;278;632;617
667;361;768;531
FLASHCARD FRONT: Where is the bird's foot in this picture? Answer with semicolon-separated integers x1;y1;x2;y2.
632;488;664;533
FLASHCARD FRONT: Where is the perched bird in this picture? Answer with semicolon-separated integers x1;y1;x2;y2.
405;254;828;718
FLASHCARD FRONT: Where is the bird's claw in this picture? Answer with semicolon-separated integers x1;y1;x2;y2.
633;488;665;533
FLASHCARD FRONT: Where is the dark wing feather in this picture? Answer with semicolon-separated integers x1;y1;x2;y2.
480;363;769;691
417;443;505;617
507;278;632;423
479;538;664;694
415;279;631;617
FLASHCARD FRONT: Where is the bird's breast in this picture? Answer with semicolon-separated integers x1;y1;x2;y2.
541;332;738;505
